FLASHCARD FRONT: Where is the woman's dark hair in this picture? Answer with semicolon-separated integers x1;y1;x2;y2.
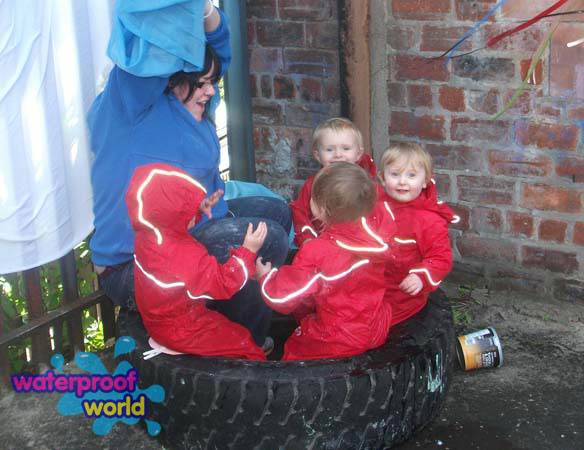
165;43;221;104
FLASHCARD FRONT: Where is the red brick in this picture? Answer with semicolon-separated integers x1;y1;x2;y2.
252;99;284;125
250;74;258;98
520;183;582;213
421;25;472;52
457;176;514;205
556;157;584;183
256;21;304;48
284;49;338;77
521;246;578;274
434;173;450;198
491;269;545;295
568;107;584;121
538;220;567;243
306;21;338;49
482;24;544;52
468;89;498;114
300;77;322;102
456;0;499;22
502;90;532;115
247;0;278;19
279;0;335;21
286;103;332;128
260;75;272;98
488;149;551;177
471;207;503;234
574;222;584;246
391;111;446;141
274;74;296;99
535;103;562;118
516;121;579;151
250;48;283;73
392;0;451;19
506;211;534;238
408;85;433;108
388;26;417;51
520;59;544;86
395;55;450;82
453;56;515;82
388;82;406;107
456;233;517;263
439;86;465;112
449;204;470;231
427;144;483;172
451;118;511;144
323;78;340;102
247;22;256;45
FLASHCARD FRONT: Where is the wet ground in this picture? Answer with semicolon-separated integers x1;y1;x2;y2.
1;284;583;450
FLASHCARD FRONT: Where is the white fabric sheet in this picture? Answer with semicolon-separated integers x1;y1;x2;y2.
0;0;114;274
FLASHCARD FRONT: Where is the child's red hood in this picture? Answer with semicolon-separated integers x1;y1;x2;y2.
385;179;457;223
125;163;207;238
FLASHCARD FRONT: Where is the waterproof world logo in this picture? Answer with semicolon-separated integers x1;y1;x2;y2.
10;336;165;436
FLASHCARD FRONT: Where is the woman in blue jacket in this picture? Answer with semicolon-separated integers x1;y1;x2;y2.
88;0;290;349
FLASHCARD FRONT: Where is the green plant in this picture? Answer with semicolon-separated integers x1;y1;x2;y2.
0;238;104;373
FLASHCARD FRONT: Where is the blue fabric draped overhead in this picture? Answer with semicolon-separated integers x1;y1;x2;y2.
107;0;208;76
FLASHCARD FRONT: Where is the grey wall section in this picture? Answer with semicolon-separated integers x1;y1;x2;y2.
369;0;389;165
221;0;256;182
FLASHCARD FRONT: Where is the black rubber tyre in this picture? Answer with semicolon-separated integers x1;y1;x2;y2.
117;290;454;450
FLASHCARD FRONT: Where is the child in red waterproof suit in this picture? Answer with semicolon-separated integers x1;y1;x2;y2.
378;143;460;327
125;163;267;360
255;162;397;360
290;117;377;247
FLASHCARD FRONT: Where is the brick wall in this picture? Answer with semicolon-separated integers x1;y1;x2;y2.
246;0;342;200
382;0;584;302
246;0;584;303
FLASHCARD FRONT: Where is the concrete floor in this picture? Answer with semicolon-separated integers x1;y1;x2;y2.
1;285;582;450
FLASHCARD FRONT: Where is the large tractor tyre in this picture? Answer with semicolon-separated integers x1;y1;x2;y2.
117;290;454;450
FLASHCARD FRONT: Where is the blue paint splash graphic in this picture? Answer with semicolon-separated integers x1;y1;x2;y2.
55;336;164;436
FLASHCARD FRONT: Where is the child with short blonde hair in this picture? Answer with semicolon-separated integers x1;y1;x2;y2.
378;142;459;326
256;162;396;360
291;117;377;247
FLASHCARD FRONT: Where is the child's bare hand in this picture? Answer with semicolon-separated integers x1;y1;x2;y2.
255;257;272;280
242;222;267;254
199;189;224;219
399;273;423;296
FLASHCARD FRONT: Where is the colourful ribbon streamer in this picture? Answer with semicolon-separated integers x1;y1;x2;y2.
441;0;509;64
490;24;558;121
486;0;569;48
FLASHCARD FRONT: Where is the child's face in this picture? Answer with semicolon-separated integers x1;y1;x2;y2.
382;161;427;203
313;129;363;168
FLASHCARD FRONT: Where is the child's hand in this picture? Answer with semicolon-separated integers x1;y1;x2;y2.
399;273;423;296
242;222;267;254
255;257;272;280
199;189;224;219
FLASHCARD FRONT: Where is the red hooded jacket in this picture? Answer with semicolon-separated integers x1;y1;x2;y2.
260;200;396;360
380;180;459;326
290;154;378;247
125;163;266;360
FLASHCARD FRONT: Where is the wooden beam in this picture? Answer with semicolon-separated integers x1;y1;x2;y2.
339;0;371;154
0;291;108;348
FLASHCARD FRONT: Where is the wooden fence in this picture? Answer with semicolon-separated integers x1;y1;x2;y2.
0;251;115;386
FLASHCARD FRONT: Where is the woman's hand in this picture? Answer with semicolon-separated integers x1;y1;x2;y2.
399;273;423;296
255;257;272;280
199;189;224;219
242;221;267;254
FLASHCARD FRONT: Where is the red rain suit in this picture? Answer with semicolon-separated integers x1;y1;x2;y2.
260;201;396;360
290;154;378;247
125;163;266;360
380;181;458;326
